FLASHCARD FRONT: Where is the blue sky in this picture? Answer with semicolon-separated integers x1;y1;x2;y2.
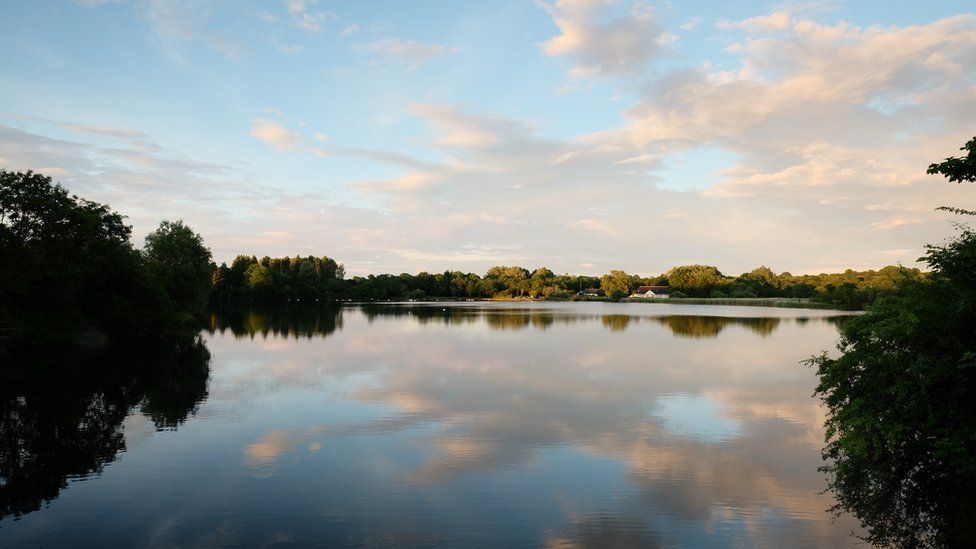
2;0;975;275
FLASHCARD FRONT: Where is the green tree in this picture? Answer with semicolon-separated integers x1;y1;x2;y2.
667;265;728;297
810;139;976;547
600;270;636;299
928;136;976;216
738;266;780;297
143;220;213;320
246;263;274;288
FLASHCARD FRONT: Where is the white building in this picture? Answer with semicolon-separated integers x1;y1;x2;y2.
631;285;671;299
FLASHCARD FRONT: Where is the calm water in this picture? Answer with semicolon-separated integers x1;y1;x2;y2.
0;302;863;547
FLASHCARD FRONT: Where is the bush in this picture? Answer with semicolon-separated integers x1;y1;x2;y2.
810;138;976;547
406;288;426;300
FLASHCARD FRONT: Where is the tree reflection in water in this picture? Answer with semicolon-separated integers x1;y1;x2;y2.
655;316;782;338
0;334;211;521
208;305;343;339
337;303;839;339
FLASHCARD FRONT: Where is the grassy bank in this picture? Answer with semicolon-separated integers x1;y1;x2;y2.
620;297;843;310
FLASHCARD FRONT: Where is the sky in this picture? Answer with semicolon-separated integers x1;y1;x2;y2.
1;0;975;277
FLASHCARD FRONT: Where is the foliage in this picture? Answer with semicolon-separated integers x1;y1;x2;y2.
600;270;638;298
665;265;727;297
810;138;976;547
810;232;976;547
209;249;923;307
144;220;213;320
0;170;211;352
211;259;605;303
1;171;156;348
928;137;976;215
211;255;344;305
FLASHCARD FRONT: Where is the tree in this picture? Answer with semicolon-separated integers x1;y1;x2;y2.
246;264;273;288
600;270;636;299
928;136;976;215
810;138;976;547
666;265;727;297
530;267;555;297
0;170;169;349
485;265;531;297
738;266;780;297
143;220;213;320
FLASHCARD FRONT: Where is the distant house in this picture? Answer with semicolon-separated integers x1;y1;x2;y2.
631;285;671;299
580;288;605;297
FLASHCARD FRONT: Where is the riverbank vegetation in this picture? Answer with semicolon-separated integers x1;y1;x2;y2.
0;170;213;354
810;137;976;547
622;297;836;309
210;257;922;310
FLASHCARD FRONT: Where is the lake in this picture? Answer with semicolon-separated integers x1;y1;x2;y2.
0;302;863;547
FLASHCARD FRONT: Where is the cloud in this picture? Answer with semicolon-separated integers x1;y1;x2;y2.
344;90;975;273
717;11;792;32
63;125;146;140
680;16;701;31
208;36;243;62
252;9;278;23
868;217;924;231
0;118;393;266
247;116;434;172
270;39;302;55
72;0;120;7
249;119;301;151
284;0;336;33
142;0;245;63
359;38;456;69
540;0;671;76
582;13;976;269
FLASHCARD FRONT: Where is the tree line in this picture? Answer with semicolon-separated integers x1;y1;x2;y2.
210;257;924;310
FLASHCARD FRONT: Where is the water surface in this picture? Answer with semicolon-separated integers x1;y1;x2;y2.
0;302;862;547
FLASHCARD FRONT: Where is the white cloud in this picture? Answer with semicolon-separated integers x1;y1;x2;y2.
540;0;670;76
680;16;701;31
717;11;792;32
247;116;433;171
249;119;301;151
603;13;976;220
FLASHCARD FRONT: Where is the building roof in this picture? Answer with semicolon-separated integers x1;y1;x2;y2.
635;285;671;294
